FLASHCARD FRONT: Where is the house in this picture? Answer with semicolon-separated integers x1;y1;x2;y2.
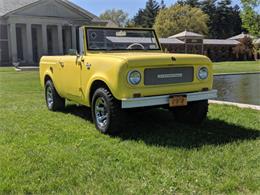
160;30;241;61
0;0;109;66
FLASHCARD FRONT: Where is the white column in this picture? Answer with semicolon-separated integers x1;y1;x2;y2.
72;26;77;50
26;23;33;63
10;23;17;63
57;25;63;54
42;24;48;55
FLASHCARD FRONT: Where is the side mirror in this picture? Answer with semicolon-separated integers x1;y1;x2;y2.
68;49;79;57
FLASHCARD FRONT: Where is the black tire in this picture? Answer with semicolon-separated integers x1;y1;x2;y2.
91;87;124;134
45;80;65;111
171;100;208;124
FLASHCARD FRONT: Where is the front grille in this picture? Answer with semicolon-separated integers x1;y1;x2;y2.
144;67;194;85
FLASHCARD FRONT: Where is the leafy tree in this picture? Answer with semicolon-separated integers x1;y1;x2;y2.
154;4;209;37
233;36;254;60
125;19;136;28
240;0;260;36
133;0;162;28
99;9;129;27
253;40;260;60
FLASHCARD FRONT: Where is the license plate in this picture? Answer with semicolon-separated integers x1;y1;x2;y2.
169;96;187;107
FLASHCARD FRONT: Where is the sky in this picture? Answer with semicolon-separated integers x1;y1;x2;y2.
71;0;244;18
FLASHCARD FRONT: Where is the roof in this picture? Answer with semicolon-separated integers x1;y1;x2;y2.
169;30;204;39
61;0;100;20
228;33;254;40
159;38;184;44
0;0;101;21
203;39;239;45
0;0;38;16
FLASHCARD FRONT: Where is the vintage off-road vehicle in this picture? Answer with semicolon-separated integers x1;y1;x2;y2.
40;26;217;134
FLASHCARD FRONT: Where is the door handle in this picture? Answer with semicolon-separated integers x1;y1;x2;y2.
59;61;64;68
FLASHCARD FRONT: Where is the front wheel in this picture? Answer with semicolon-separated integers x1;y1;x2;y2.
171;100;209;125
91;88;124;134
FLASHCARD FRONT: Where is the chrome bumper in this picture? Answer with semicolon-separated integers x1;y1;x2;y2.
121;90;218;109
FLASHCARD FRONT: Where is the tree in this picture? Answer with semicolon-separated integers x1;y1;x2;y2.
200;0;218;37
240;0;260;36
133;0;162;28
233;36;254;60
99;9;129;27
178;0;243;38
177;0;200;7
132;9;145;27
160;0;166;9
154;5;209;37
253;40;260;60
213;0;243;38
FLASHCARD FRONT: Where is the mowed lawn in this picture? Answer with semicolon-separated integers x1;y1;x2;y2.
213;61;260;74
0;68;260;194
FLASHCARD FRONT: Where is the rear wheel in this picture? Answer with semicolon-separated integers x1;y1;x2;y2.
171;100;208;124
91;88;124;134
45;80;65;111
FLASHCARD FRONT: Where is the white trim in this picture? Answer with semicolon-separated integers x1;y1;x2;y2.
121;90;218;108
26;23;33;63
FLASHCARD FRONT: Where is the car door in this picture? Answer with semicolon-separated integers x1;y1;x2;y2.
59;55;82;100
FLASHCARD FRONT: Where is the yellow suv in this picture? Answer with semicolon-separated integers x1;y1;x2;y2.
40;26;217;134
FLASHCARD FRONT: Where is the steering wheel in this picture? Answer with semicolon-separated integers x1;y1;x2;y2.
127;43;145;50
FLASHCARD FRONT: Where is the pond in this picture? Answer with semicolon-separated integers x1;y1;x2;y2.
213;73;260;106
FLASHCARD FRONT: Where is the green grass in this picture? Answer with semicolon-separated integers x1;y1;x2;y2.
0;68;260;194
213;61;260;74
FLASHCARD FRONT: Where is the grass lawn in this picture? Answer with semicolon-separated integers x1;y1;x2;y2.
213;61;260;74
0;68;260;194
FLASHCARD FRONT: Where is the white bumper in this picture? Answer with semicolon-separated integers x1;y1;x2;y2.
121;90;218;109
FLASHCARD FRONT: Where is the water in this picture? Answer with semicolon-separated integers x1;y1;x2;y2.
213;73;260;106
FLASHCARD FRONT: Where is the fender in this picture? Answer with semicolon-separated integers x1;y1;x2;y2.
83;74;120;106
41;69;54;88
41;69;63;97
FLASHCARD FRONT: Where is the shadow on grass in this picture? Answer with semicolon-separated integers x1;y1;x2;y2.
63;105;260;149
63;104;93;121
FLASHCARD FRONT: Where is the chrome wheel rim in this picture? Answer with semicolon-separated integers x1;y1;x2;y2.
94;97;108;128
46;86;54;108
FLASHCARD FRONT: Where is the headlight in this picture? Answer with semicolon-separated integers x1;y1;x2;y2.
128;70;141;85
198;67;208;80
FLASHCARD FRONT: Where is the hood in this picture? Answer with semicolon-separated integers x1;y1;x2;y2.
91;52;212;68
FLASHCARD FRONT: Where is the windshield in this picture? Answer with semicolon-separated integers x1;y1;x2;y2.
86;27;161;51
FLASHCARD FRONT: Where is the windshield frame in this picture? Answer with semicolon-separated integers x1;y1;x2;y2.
85;26;162;52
